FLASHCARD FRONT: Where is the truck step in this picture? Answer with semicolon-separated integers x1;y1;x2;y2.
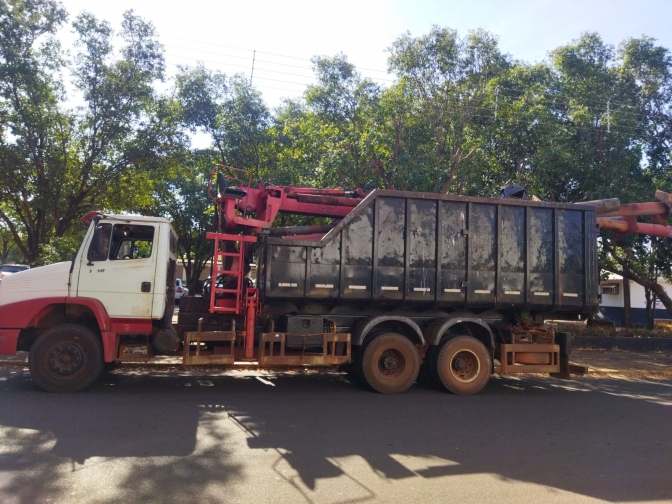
183;330;236;365
259;332;351;367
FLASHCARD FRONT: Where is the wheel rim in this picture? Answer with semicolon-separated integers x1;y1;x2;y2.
449;349;480;383
45;340;87;379
377;349;406;377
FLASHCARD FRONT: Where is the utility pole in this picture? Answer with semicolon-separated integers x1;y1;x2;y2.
250;50;256;86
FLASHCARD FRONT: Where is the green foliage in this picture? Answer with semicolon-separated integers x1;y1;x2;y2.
149;149;218;290
0;6;670;319
0;1;178;265
37;227;86;266
176;65;270;178
0;222;19;263
267;54;385;190
387;26;511;194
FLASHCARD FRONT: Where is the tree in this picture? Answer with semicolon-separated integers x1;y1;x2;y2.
0;2;175;264
150;150;217;292
176;65;271;179
268;98;323;187
601;237;672;328
474;63;559;196
615;37;672;325
387;27;510;194
540;33;645;203
302;54;384;189
0;223;17;263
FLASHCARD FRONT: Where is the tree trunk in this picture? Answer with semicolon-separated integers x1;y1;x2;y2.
644;287;654;330
622;278;631;328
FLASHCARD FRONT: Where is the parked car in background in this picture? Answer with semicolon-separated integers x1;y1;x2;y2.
201;274;221;297
175;279;189;301
202;274;254;297
0;264;30;280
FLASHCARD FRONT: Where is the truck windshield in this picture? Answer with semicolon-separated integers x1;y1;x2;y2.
87;223;155;261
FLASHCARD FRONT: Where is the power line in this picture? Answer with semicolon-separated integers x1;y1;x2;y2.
164;58;650;134
165;53;316;82
161;35;664;112
165;62;306;93
163;37;651;112
165;45;394;82
164;43;316;71
492;85;640;111
161;34;393;74
164;52;394;85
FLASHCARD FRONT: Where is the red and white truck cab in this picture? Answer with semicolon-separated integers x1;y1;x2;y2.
0;212;178;392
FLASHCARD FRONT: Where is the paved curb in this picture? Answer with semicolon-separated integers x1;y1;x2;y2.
573;336;672;352
579;368;672;377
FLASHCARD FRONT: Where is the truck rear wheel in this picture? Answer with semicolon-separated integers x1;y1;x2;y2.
28;324;104;393
433;335;491;395
361;333;419;394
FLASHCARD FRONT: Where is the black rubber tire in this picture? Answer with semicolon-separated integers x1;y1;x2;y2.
340;343;368;387
29;324;104;393
426;345;441;386
433;335;491;395
361;333;420;394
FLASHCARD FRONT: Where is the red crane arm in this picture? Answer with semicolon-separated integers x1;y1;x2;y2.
209;166;367;234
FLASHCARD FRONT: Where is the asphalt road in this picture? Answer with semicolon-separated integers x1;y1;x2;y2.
0;368;670;504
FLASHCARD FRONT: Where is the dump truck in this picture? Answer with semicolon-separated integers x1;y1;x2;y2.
0;166;670;394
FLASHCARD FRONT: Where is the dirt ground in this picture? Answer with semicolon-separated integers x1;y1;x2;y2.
570;349;672;376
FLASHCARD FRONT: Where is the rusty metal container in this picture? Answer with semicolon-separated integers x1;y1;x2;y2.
257;190;599;314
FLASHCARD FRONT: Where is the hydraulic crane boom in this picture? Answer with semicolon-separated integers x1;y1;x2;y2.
210;165;672;239
208;165;368;235
204;166;371;355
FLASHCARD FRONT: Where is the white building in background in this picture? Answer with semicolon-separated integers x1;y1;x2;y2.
599;274;672;326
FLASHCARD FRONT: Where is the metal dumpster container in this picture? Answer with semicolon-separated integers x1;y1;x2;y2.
257;190;599;314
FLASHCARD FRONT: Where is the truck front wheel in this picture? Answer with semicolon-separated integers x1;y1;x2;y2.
29;324;104;393
433;335;491;395
361;333;419;394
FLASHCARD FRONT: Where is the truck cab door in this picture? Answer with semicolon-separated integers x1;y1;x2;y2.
75;221;159;319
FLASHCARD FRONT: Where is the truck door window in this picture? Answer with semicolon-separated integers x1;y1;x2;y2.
110;224;155;260
87;223;112;262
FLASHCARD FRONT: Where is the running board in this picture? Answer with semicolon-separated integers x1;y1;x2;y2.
259;332;351;366
183;330;236;365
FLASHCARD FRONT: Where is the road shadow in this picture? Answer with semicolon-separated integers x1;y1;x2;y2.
0;369;242;504
0;368;670;503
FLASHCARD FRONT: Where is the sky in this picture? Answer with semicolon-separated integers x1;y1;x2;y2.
54;0;672;149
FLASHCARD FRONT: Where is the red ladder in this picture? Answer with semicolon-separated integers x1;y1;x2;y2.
206;232;258;315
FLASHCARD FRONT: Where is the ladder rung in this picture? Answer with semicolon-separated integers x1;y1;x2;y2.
215;288;240;293
217;252;240;257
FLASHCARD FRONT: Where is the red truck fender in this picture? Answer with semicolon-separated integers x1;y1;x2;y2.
0;297;118;361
